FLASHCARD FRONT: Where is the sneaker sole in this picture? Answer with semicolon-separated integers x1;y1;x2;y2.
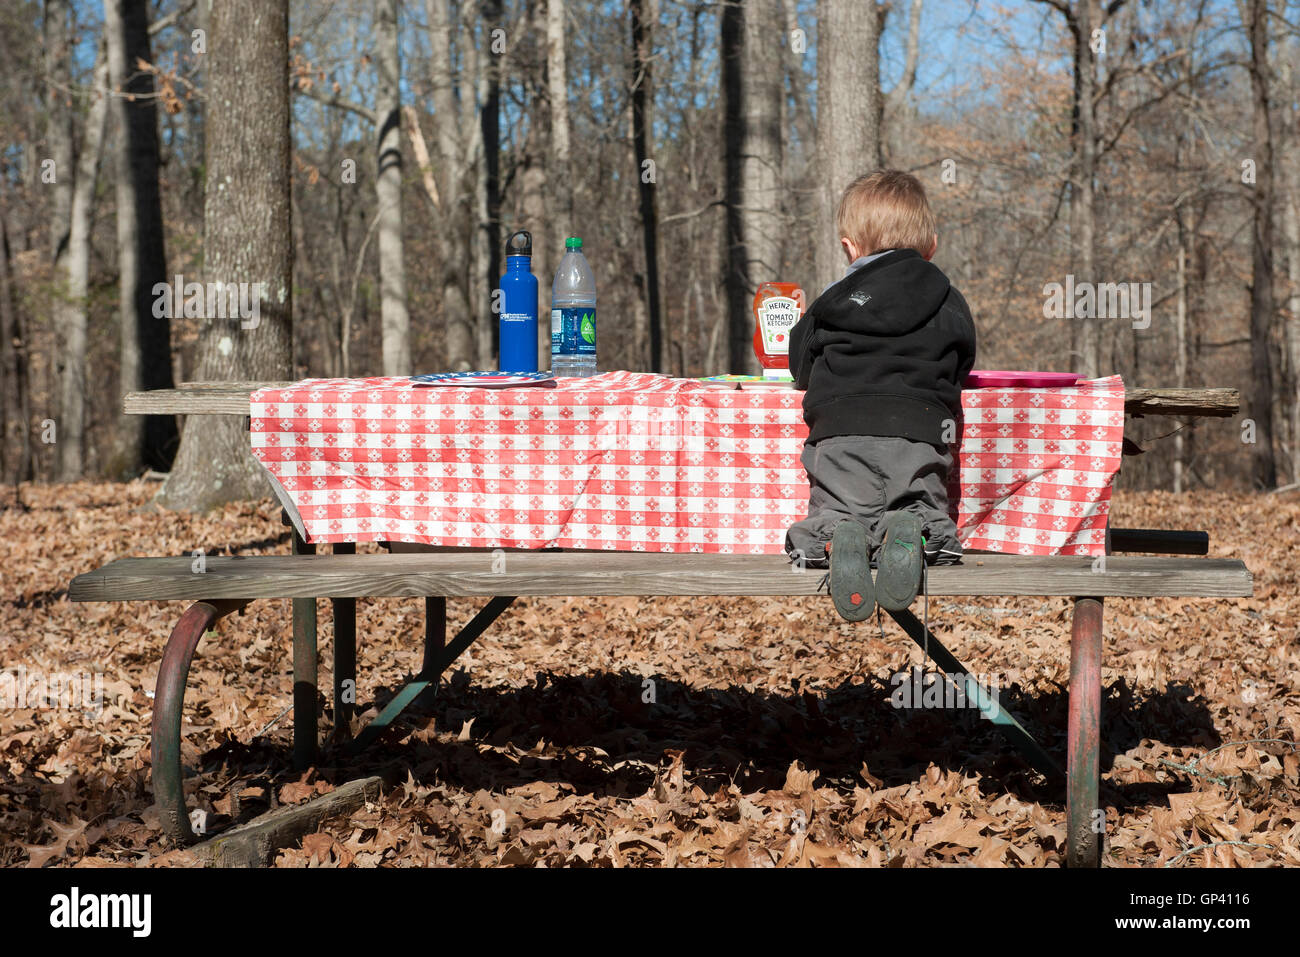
875;512;924;611
829;521;875;621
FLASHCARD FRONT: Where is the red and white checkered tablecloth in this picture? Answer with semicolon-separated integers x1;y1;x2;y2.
250;371;1124;556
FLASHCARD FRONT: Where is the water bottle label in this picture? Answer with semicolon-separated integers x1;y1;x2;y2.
555;307;595;356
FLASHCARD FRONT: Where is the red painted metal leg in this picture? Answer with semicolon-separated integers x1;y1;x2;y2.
1067;596;1104;867
151;599;249;846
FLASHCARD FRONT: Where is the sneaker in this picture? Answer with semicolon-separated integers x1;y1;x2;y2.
875;512;924;611
828;520;875;621
924;541;964;566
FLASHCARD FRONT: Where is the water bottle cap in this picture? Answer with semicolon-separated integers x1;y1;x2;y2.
506;230;532;257
565;237;582;250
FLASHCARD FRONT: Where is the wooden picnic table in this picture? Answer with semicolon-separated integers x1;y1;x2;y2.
86;377;1249;867
124;382;1242;418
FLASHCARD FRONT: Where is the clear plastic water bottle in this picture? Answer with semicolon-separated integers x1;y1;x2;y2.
551;237;597;377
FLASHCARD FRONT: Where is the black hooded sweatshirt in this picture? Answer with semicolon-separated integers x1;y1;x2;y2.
789;248;977;448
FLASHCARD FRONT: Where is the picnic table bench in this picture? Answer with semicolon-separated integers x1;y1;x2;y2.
67;380;1253;867
70;543;1252;867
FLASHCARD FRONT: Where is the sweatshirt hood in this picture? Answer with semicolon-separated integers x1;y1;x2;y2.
813;248;952;337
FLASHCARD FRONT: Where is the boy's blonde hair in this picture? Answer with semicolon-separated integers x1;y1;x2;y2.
837;169;937;257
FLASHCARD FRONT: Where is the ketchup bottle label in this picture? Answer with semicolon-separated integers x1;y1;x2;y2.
756;296;800;355
754;282;804;372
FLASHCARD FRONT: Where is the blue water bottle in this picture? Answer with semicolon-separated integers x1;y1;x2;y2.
498;230;538;372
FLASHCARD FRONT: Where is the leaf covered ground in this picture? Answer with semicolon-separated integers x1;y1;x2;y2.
0;481;1297;867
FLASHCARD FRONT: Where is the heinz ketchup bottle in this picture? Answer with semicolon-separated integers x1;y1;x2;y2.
753;282;803;378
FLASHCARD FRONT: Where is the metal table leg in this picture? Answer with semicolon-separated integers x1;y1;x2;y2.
347;595;516;754
152;599;249;845
292;527;317;769
886;608;1064;781
1067;596;1104;867
423;596;447;674
331;542;356;743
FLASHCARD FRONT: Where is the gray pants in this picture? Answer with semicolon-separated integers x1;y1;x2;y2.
784;434;962;568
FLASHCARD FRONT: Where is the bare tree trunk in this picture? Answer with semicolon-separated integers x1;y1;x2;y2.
469;0;503;368
520;0;551;367
814;0;882;291
44;0;73;475
1245;0;1277;488
155;0;292;510
484;0;502;366
1;206;33;492
106;0;177;478
547;0;572;234
1173;82;1193;494
721;0;745;371
630;0;662;372
1285;153;1300;484
1173;229;1189;493
1031;0;1103;377
723;0;783;375
1279;44;1300;484
57;50;110;481
375;0;410;375
545;0;571;369
425;0;474;370
741;0;783;288
1073;0;1099;378
465;8;490;369
44;0;74;268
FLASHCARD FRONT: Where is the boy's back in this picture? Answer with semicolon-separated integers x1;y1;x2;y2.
790;248;975;448
784;169;976;619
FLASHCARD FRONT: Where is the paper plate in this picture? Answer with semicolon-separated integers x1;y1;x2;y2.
737;379;795;389
410;371;555;387
701;373;791;381
964;370;1080;388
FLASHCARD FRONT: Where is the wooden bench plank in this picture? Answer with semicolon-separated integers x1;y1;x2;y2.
124;384;1242;418
69;553;1253;601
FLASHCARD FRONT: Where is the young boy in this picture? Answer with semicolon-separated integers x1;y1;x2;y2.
785;170;976;621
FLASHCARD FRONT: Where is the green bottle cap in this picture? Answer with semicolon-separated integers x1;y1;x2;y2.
565;237;582;250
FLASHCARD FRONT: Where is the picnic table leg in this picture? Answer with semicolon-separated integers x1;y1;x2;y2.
1066;596;1104;868
346;595;516;754
885;608;1063;781
152;599;249;846
292;528;318;770
331;542;357;743
423;597;447;674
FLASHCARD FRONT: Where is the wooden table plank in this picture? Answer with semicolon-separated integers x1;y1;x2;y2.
69;552;1253;601
124;383;293;415
1122;388;1239;417
124;383;1242;418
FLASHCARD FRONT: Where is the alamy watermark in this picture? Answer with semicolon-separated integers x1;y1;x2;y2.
1;666;104;715
152;274;265;329
890;665;1002;716
1043;275;1151;329
49;887;150;937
